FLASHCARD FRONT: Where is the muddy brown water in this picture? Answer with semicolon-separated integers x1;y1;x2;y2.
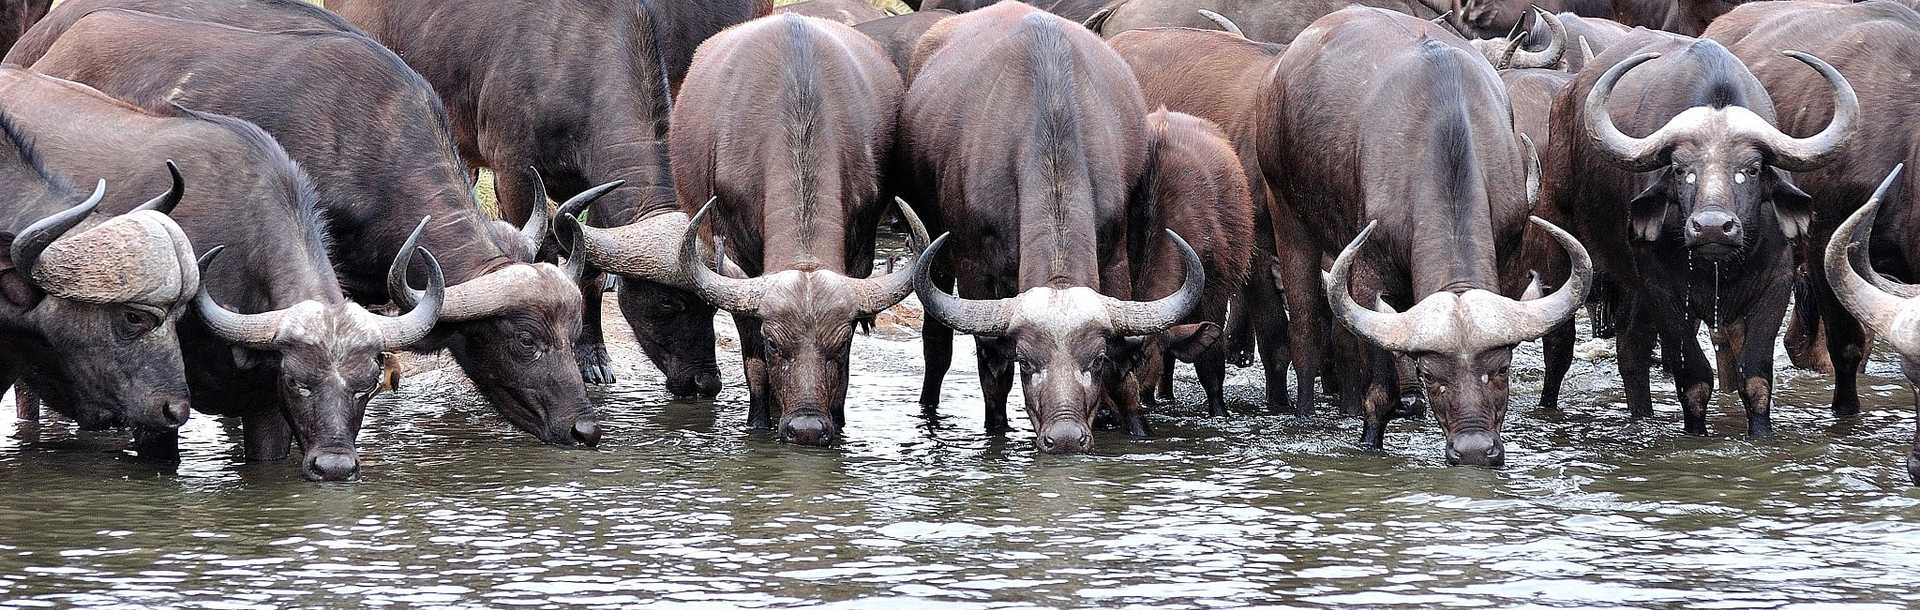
4;286;1919;608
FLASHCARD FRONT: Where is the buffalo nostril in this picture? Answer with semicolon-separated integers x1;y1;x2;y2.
1720;219;1738;233
304;452;359;482
1040;435;1057;451
1077;434;1092;450
572;419;601;447
161;400;190;427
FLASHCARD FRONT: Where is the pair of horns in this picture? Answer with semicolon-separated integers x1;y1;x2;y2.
1825;165;1920;355
913;229;1206;337
1586;50;1857;172
197;217;444;350
673;197;930;317
1325;217;1591;354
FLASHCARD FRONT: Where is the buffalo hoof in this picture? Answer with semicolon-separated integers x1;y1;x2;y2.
1832;398;1861;418
1358;424;1385;451
1538;395;1559;410
1747;413;1773;438
1393;391;1427;420
303;450;360;482
1907;452;1919;486
1126;414;1152;438
574;343;616;385
1209;401;1229;418
1683;418;1710;437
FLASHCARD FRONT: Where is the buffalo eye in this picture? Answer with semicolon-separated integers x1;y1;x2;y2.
517;330;538;350
655;299;684;315
116;305;161;340
293;383;312;398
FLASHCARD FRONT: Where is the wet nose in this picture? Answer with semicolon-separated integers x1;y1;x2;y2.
1445;432;1504;467
780;413;835;446
695;372;722;398
303;449;359;481
1036;421;1093;454
159;399;191;428
1687;209;1742;246
571;419;602;447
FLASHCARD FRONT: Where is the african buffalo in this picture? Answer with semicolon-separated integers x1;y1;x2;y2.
905;2;1203;452
1825;167;1920;484
1493;11;1633;73
1107;27;1301;416
1544;30;1855;435
1118;110;1254;420
0;68;447;481
1705;0;1919;428
853;9;954;78
1262;8;1589;464
1497;66;1589;409
0;0;47;54
14;9;610;447
563;14;917;443
1;113;199;435
325;0;769;394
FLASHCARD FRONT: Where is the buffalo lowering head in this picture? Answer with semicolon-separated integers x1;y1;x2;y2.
1585;49;1855;261
1325;217;1592;467
653;198;931;446
196;219;445;481
554;205;723;400
388;188;619;449
915;230;1205;454
1;176;199;431
1822;166;1920;485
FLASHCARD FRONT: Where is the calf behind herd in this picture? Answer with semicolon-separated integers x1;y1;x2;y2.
0;0;1916;485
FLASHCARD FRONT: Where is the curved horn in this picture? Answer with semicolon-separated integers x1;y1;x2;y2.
522;168;622;254
1579;36;1596;67
1104;229;1206;336
1503;8;1565;70
914;233;1016;336
134;161;184;214
386;216;433;308
1583;52;1673;171
194;246;287;347
1466;216;1592;349
1521;133;1542;209
1744;51;1857;172
1196;9;1243;38
1322;220;1428;352
679;198;768;314
370;244;445;349
852;198;932;316
12;180;105;278
1825;166;1912;348
559;208;694;285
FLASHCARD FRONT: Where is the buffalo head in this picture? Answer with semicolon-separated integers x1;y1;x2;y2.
1325;216;1592;467
554;206;724;400
1585;50;1855;261
195;220;444;481
1;176;198;431
915;230;1205;454
665;198;929;445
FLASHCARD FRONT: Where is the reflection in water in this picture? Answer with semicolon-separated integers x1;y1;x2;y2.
2;308;1918;609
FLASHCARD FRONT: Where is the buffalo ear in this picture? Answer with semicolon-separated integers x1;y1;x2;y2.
1164;322;1222;363
1107;335;1149;370
1770;167;1814;239
0;233;43;310
1628;177;1672;242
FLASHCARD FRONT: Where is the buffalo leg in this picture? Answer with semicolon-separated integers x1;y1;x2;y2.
1821;296;1868;419
977;336;1015;435
574;269;615;384
1539;319;1575;409
1198;340;1229;418
241;410;291;462
1252;265;1293;415
132;428;180;462
1736;285;1789;438
1357;344;1398;450
918;266;955;413
1275;246;1321;416
1907;373;1920;485
1155;348;1177;405
1223;292;1256;367
737;315;773;430
1618;298;1658;419
1660;316;1714;436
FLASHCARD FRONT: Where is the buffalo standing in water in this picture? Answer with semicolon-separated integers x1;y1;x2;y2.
0;112;200;434
15;9;610;447
326;0;769;392
565;14;922;444
1262;8;1590;465
0;68;446;481
1545;31;1854;435
1825;168;1920;485
905;3;1203;453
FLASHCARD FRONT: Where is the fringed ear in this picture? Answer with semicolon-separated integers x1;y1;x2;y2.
0;233;43;310
1629;177;1673;242
1164;322;1222;363
1770;167;1814;239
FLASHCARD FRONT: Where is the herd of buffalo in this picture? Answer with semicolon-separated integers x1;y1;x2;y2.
1;0;1918;485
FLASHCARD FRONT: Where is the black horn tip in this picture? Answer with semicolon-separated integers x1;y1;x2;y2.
136;160;186;215
197;245;227;269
